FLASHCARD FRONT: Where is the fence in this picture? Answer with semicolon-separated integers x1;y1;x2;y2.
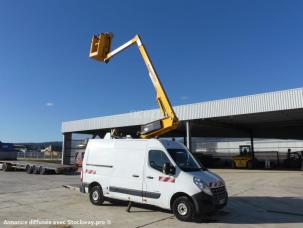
17;151;62;161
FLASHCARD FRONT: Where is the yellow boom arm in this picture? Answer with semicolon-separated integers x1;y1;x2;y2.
89;33;179;138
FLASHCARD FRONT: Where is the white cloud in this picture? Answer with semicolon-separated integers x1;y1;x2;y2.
180;96;189;100
45;102;54;107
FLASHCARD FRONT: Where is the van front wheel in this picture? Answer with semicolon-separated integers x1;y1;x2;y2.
89;186;104;205
172;196;194;221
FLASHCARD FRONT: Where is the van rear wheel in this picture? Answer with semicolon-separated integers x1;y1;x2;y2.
172;196;194;221
89;186;104;205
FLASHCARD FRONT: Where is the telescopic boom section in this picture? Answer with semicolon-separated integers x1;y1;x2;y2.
89;33;179;138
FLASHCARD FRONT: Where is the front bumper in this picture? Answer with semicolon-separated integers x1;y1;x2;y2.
191;187;228;214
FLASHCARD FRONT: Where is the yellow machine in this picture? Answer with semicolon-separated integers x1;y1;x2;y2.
232;145;254;169
89;33;179;138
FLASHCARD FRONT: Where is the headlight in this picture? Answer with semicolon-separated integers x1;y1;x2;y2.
193;177;213;196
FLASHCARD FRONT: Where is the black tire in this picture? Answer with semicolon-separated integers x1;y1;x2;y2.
33;166;39;174
172;196;195;222
89;185;104;205
26;165;33;174
39;166;46;175
2;163;9;171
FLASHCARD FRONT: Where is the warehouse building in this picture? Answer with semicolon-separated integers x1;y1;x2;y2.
61;87;303;165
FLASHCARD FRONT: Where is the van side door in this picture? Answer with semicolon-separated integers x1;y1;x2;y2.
109;148;144;203
143;149;175;209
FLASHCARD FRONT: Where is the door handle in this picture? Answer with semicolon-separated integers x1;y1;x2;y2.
146;176;154;179
132;174;139;178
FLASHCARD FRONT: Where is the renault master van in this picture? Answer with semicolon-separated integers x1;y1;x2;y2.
80;138;228;221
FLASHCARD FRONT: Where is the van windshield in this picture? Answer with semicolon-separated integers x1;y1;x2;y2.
167;149;206;172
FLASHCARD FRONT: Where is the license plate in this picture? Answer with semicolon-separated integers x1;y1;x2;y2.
219;199;225;204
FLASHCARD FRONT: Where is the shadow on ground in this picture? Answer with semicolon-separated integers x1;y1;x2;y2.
194;196;303;224
88;195;303;224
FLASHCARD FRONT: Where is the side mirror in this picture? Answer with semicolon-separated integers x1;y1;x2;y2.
163;163;176;175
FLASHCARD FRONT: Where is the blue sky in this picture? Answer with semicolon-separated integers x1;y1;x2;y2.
1;0;303;142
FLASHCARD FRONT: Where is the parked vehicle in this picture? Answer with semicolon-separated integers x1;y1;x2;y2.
0;160;76;174
284;150;303;169
81;138;228;221
0;142;17;160
232;145;259;169
0;141;76;174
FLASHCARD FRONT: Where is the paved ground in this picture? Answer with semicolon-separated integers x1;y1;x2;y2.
0;169;302;228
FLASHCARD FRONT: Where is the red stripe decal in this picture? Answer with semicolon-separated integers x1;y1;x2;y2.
85;169;96;174
158;176;175;183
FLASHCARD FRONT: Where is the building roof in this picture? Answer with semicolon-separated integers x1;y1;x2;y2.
62;87;303;139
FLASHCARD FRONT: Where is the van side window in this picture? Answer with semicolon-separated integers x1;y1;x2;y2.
149;150;171;172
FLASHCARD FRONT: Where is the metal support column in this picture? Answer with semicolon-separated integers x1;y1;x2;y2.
186;121;192;151
250;131;254;159
62;133;72;165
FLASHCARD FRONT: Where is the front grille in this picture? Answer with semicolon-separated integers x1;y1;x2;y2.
211;186;228;202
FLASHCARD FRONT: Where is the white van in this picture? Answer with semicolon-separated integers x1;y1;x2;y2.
80;138;228;221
